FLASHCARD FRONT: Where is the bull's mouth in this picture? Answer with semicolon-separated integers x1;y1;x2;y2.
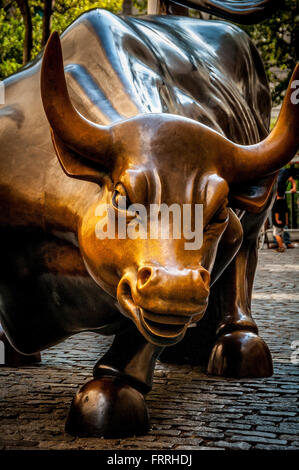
117;279;206;346
137;309;187;346
140;309;189;341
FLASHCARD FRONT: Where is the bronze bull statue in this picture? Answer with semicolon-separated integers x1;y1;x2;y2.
0;1;298;437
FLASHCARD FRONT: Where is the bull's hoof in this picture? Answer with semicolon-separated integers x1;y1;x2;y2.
65;376;150;438
0;331;41;367
207;331;273;378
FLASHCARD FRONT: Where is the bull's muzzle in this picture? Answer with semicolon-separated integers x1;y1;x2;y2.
117;265;210;346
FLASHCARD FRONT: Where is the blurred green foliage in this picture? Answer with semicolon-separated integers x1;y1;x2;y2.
0;1;122;79
0;0;297;105
0;7;24;77
241;0;298;105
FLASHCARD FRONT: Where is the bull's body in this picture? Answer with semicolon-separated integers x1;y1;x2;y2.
0;10;270;351
1;8;297;438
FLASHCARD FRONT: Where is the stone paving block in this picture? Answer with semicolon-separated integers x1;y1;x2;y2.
278;423;299;434
230;435;288;445
225;429;278;439
149;429;181;437
260;411;297;417
216;423;252;431
279;434;299;442
255;444;298;450
193;431;225;439
175;445;218;450
215;441;251;450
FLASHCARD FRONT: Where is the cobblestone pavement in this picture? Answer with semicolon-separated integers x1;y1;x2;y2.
0;248;298;450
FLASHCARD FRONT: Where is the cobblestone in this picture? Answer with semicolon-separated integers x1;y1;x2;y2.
215;441;251;450
0;248;298;450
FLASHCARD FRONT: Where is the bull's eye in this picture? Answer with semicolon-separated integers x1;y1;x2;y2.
112;183;131;211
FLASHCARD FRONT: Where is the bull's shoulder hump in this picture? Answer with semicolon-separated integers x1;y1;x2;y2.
129;16;251;56
131;16;258;82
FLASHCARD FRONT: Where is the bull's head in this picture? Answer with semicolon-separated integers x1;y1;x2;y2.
41;32;299;346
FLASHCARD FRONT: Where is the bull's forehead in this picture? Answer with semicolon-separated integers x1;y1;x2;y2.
111;114;216;172
111;161;229;218
110;114;229;207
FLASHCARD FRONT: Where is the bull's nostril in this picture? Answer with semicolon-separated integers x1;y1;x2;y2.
117;278;137;319
200;269;210;286
120;280;132;300
137;267;153;290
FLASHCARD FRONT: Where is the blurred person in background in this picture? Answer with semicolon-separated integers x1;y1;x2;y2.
271;164;297;249
272;192;290;252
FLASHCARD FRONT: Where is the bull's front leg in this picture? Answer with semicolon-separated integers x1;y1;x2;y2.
65;327;163;438
207;212;273;378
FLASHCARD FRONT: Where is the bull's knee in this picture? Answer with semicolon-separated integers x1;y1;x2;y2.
65;376;150;438
207;330;273;378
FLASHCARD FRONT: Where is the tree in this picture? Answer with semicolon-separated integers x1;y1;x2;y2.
15;0;32;63
241;0;298;104
0;0;122;80
42;0;53;46
122;0;132;14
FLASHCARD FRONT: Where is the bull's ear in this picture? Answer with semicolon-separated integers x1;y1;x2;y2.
229;173;277;213
51;130;108;184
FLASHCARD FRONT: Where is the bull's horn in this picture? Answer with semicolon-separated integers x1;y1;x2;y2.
41;32;113;168
218;64;299;182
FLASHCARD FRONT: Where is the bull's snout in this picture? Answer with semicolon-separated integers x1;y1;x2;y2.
117;265;210;346
136;265;210;312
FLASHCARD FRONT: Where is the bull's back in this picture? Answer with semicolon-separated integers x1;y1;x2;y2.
55;10;270;140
